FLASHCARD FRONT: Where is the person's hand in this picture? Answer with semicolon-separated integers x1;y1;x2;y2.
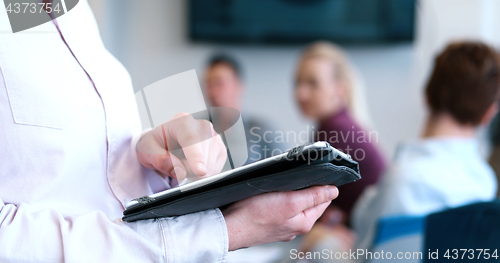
136;112;227;181
318;205;346;226
298;222;355;253
222;185;339;251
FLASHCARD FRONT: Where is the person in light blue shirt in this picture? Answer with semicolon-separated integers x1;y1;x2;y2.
352;41;500;255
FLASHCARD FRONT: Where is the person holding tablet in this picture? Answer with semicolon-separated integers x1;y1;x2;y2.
0;1;338;262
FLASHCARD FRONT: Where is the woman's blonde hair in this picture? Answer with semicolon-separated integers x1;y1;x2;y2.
300;41;373;128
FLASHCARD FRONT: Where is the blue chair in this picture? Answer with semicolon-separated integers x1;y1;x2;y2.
369;216;426;262
368;200;500;263
424;200;500;262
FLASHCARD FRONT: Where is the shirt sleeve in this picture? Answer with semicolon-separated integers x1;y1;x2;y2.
0;199;228;262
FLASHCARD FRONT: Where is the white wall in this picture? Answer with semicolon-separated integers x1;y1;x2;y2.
88;0;500;158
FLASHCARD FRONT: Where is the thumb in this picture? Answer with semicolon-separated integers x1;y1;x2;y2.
294;186;339;212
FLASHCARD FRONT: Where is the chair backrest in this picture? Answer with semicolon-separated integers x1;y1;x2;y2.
368;216;426;263
424;200;500;263
367;200;500;263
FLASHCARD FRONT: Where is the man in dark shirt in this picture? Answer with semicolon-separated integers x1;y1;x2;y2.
203;54;283;165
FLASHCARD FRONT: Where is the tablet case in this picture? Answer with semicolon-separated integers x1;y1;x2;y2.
123;144;360;222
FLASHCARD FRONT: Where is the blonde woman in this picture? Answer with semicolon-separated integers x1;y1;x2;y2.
295;42;387;254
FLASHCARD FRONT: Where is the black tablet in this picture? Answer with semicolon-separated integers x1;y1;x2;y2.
123;141;360;222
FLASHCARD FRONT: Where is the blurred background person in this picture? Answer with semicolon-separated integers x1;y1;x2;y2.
203;54;284;165
294;42;387;256
353;41;500;253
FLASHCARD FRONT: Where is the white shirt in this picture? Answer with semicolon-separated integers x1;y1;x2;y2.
0;1;227;262
352;138;497;253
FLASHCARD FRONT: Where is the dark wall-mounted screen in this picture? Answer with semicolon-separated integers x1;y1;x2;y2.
189;0;416;45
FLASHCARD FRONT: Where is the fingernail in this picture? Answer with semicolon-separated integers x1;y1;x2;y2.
169;168;177;179
196;162;207;173
326;186;339;200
